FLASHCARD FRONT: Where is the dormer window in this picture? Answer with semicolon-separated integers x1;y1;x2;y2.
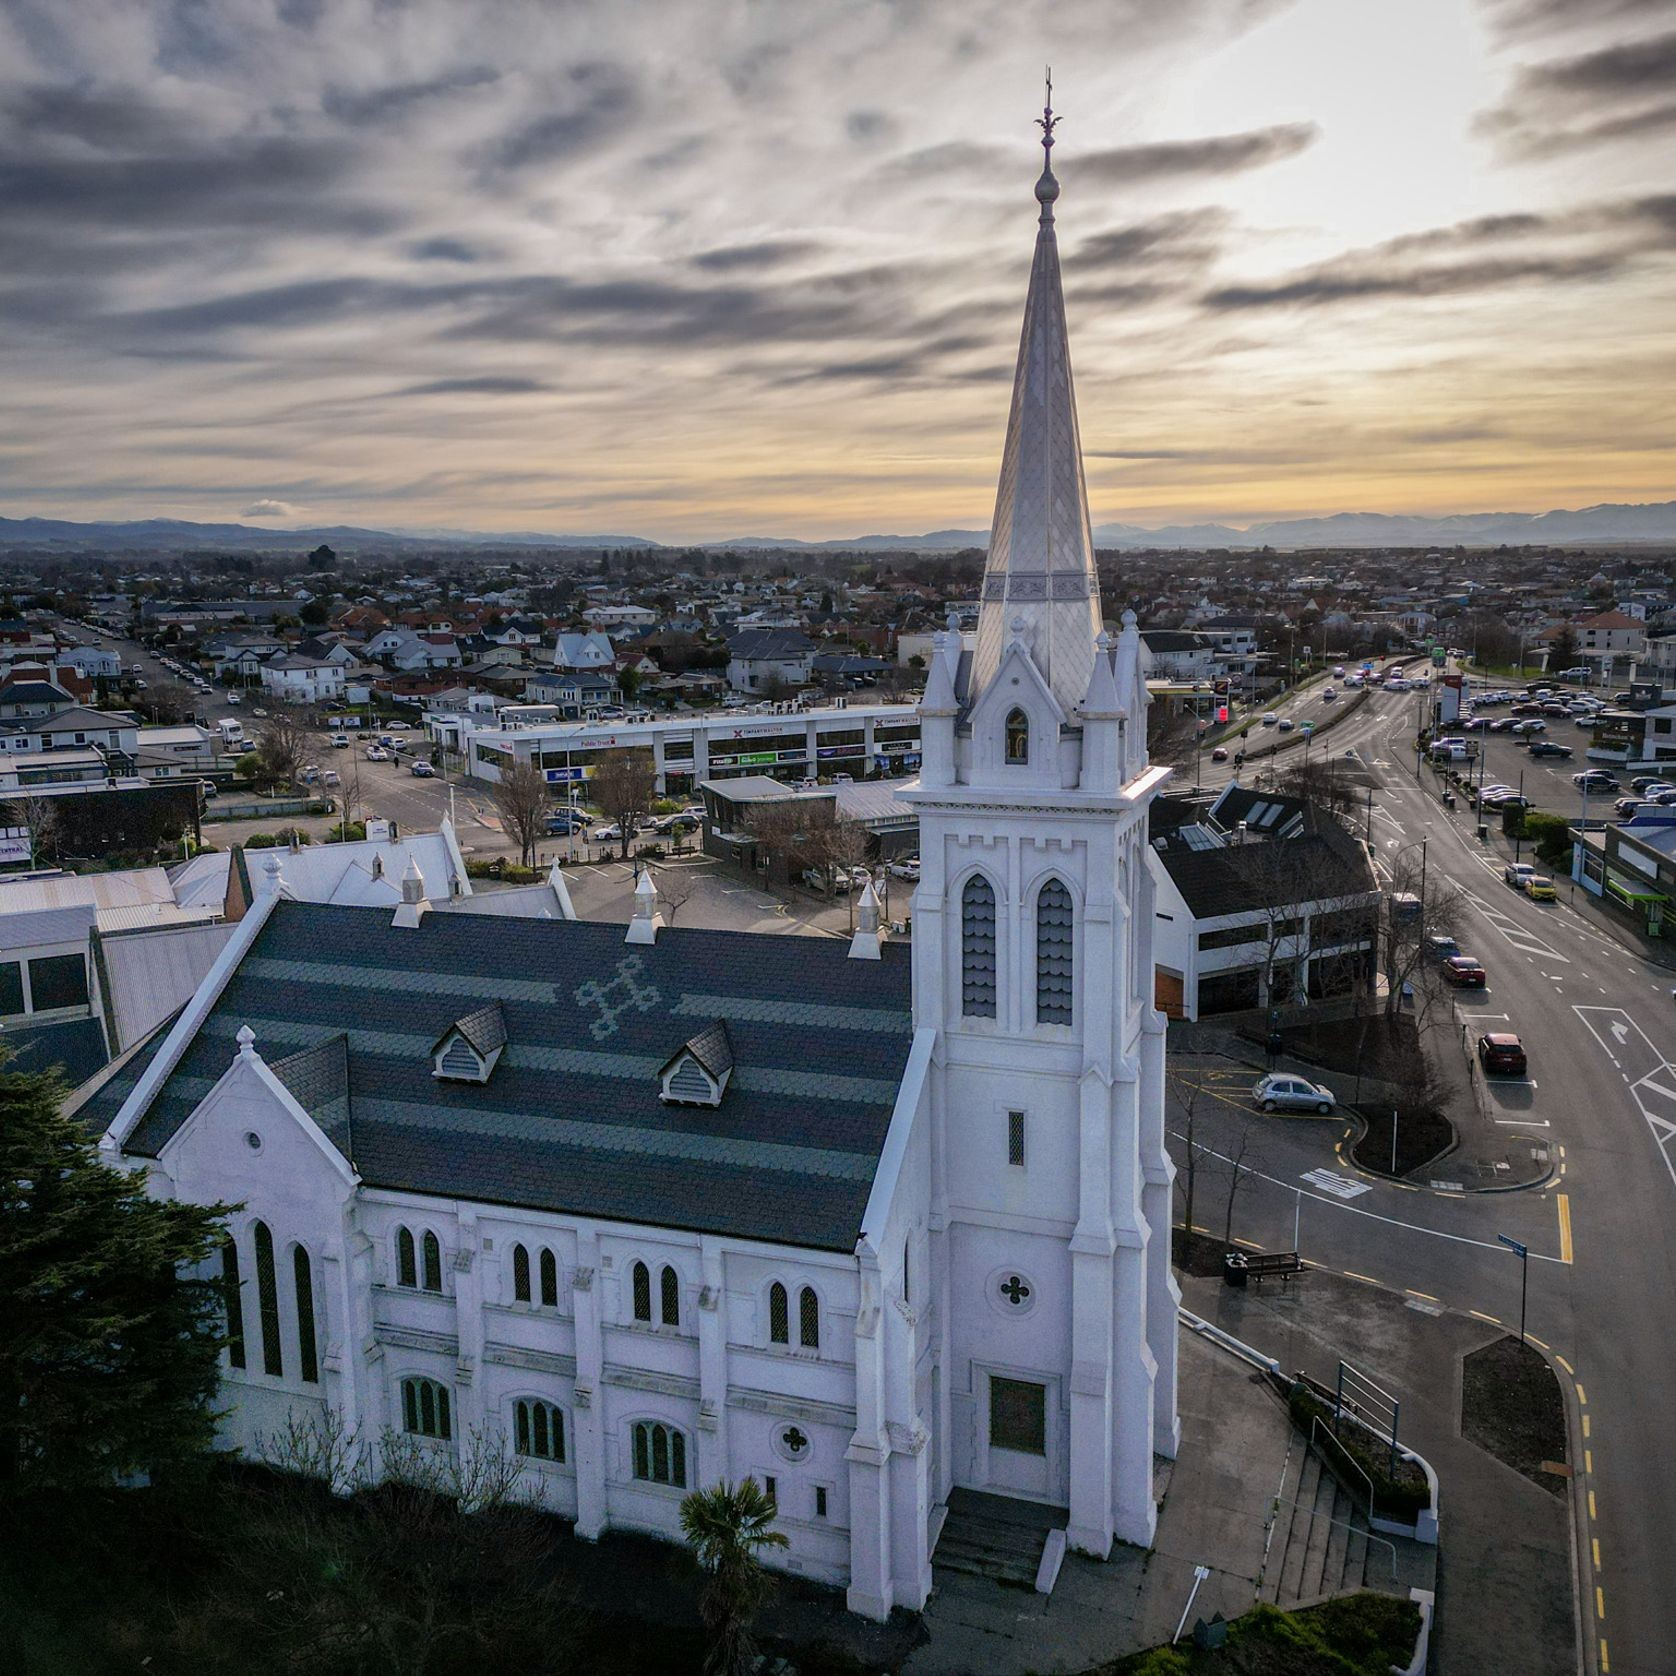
1005;708;1030;765
430;1001;507;1084
658;1020;733;1107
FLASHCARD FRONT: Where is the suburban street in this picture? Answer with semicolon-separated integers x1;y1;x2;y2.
1175;681;1676;1675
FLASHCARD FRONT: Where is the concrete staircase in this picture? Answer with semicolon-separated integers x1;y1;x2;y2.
932;1488;1066;1590
1265;1440;1402;1607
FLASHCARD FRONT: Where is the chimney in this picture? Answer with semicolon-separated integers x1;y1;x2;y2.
392;856;430;928
848;878;883;960
625;868;663;944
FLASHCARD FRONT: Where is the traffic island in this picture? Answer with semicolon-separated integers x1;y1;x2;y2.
1461;1336;1569;1497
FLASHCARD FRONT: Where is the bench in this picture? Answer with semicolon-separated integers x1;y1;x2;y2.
1223;1250;1304;1288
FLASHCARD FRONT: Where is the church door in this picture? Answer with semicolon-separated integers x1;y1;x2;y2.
986;1374;1049;1499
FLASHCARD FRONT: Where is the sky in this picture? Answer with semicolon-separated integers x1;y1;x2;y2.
2;0;1674;541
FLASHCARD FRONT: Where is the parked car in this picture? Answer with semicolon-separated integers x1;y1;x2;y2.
321;769;341;788
1510;719;1546;734
1504;862;1537;888
1251;1073;1336;1116
331;733;350;748
1527;741;1572;758
1631;776;1669;794
888;857;921;881
251;707;269;718
1616;797;1647;818
590;823;625;842
545;811;588;835
1443;955;1487;987
1523;875;1558;902
1424;933;1461;960
1477;1034;1528;1076
802;867;853;893
409;759;435;777
1573;770;1619;792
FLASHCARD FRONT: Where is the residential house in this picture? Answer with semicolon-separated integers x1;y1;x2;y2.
726;628;816;693
259;656;348;705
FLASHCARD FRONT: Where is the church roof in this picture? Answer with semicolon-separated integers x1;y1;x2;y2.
89;901;914;1252
970;93;1103;714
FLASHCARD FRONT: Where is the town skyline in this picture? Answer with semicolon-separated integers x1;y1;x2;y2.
3;0;1673;538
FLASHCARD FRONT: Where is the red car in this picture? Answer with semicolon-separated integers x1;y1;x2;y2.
1477;1033;1527;1076
1444;956;1487;987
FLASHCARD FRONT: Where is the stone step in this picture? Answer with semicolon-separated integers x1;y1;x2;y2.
1298;1452;1337;1600
1322;1483;1352;1596
1276;1449;1321;1606
932;1529;1044;1587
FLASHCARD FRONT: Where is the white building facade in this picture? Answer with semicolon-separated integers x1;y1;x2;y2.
90;110;1176;1621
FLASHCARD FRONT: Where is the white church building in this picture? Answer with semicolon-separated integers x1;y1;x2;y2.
84;107;1178;1621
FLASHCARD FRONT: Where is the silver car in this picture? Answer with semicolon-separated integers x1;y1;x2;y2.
1252;1073;1336;1115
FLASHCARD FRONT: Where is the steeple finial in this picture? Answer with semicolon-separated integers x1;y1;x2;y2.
1035;68;1060;216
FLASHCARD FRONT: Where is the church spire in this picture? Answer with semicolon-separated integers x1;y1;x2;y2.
970;77;1103;715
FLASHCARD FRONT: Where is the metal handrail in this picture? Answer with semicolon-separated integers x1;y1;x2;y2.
1270;1494;1398;1585
1311;1414;1377;1524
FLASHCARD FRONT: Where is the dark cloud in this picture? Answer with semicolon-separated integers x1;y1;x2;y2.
845;109;898;145
1078;122;1318;184
1478;28;1676;155
1202;195;1676;310
396;376;550;396
488;63;637;171
409;238;484;263
690;239;826;273
1481;0;1676;44
323;66;500;125
1075;207;1231;270
7;83;193;151
783;333;992;384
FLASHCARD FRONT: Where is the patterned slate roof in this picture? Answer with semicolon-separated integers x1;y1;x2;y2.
271;1034;350;1130
95;902;913;1252
438;1001;507;1057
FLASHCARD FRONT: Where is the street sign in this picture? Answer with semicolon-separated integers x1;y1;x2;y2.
1497;1234;1528;1258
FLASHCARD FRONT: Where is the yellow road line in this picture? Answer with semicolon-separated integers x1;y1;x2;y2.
1557;1354;1576;1376
1234;1237;1262;1250
1343;1270;1381;1285
1586;1448;1594;1474
1584;1414;1592;1439
1527;1333;1551;1351
1468;1309;1503;1325
1596;1586;1606;1621
1593;1537;1601;1570
1601;1636;1610;1672
1558;1192;1574;1265
1589;1489;1597;1520
1577;1382;1589;1406
1406;1289;1440;1302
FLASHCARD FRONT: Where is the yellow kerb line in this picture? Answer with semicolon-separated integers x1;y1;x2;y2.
1557;1354;1576;1376
1557;1193;1574;1264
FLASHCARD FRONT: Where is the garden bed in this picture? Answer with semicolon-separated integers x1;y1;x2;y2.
1287;1387;1431;1522
1347;1105;1454;1177
1098;1593;1422;1675
1461;1334;1569;1497
1172;1226;1233;1277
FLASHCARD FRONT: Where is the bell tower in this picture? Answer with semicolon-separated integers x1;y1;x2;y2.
908;85;1179;1558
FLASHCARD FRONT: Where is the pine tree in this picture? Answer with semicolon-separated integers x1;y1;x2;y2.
0;1059;233;1494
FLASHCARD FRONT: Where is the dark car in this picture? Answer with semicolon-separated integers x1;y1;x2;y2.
1527;740;1573;758
1478;1033;1528;1076
1444;955;1487;987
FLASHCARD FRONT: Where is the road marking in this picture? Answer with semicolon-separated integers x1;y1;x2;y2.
1601;1637;1610;1673
1596;1585;1606;1620
1342;1270;1381;1285
1469;1308;1503;1324
1588;1489;1596;1519
1578;1383;1588;1405
1558;1193;1574;1264
1586;1448;1594;1474
1593;1537;1601;1569
1584;1413;1592;1438
1406;1289;1440;1302
1300;1168;1372;1199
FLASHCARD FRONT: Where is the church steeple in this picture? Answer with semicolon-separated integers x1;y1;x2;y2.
970;78;1104;715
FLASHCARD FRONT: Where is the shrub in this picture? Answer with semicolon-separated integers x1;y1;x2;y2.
1522;810;1572;869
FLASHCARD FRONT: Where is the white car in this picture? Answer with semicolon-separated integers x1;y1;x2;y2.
889;858;921;881
365;745;389;761
1251;1073;1336;1115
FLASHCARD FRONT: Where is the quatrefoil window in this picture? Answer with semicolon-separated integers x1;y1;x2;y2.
999;1274;1031;1307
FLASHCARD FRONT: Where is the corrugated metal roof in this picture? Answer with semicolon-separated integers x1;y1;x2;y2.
0;867;174;915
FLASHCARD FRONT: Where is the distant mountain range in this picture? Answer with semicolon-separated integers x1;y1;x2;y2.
1;498;1674;555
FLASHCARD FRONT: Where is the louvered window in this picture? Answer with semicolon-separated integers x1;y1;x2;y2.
293;1245;319;1384
1008;1108;1026;1167
1036;878;1074;1026
512;1243;531;1303
539;1248;559;1308
961;874;998;1019
768;1281;789;1344
667;1056;714;1102
438;1036;482;1079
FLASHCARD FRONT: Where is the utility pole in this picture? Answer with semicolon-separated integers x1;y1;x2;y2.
1514;768;1526;863
1390;1107;1399;1175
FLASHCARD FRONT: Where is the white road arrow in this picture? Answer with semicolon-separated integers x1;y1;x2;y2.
1612;1021;1631;1044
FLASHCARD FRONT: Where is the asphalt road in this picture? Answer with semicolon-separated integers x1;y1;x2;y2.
1174;684;1676;1675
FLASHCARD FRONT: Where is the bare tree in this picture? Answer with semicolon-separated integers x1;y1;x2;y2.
253;712;317;790
744;797;817;880
489;758;550;868
4;792;60;867
1168;1067;1207;1259
591;747;657;859
1222;1113;1263;1247
1270;757;1361;827
1381;849;1469;1020
1147;702;1199;768
823;817;873;930
653;865;702;926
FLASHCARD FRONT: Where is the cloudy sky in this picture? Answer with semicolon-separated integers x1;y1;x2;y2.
2;0;1673;539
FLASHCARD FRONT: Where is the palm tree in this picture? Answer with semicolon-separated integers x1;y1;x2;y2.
679;1477;788;1676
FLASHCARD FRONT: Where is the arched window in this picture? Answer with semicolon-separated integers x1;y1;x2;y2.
631;1420;687;1487
401;1376;452;1440
660;1265;681;1329
515;1398;566;1462
631;1260;652;1323
396;1226;417;1289
221;1237;245;1370
539;1248;559;1308
799;1286;820;1351
1036;877;1074;1026
293;1245;319;1384
421;1231;443;1294
253;1220;283;1377
768;1281;789;1345
512;1243;531;1303
1005;707;1030;765
961;874;998;1019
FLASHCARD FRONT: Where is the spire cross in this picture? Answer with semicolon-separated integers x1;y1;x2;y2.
1036;68;1058;156
1033;70;1061;218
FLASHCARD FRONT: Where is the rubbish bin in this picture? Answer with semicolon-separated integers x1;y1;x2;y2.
1477;823;1489;843
1223;1252;1250;1289
1443;791;1456;810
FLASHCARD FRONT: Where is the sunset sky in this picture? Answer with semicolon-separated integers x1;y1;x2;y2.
2;0;1673;540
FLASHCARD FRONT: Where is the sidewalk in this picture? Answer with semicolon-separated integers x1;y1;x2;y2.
1183;1271;1576;1676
